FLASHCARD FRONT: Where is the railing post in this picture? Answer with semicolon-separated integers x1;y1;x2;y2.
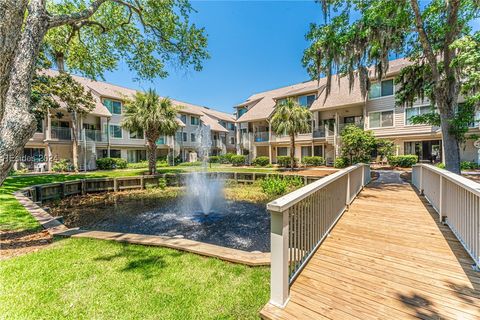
270;209;290;308
346;172;351;205
419;165;424;195
439;176;447;223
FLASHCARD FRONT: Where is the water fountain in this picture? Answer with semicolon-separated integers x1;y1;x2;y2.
185;124;225;222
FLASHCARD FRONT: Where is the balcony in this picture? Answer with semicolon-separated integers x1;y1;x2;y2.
50;126;72;140
312;127;326;138
254;131;269;142
213;139;225;149
81;129;107;142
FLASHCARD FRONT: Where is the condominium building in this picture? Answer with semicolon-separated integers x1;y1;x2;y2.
19;72;236;171
235;58;480;165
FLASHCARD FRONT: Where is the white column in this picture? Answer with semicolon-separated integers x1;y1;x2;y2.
270;209;290;308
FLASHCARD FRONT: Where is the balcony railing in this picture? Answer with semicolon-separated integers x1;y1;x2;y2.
51;126;72;140
312;127;325;138
81;129;107;142
254;131;269;142
213;140;226;149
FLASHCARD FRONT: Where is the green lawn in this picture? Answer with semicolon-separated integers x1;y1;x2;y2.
0;169;270;319
0;238;269;319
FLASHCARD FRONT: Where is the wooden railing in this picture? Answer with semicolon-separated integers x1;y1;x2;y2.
412;164;480;270
268;164;371;307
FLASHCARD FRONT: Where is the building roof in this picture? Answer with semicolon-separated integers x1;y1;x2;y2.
237;57;412;121
200;114;229;133
41;69;233;131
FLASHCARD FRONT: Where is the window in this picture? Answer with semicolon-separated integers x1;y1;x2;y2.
190;133;196;142
227;122;235;131
190;116;199;125
180;114;187;124
369;110;394;128
229;136;235;144
313;146;323;157
301;146;312;158
182;132;187;142
237;108;247;118
157;136;165;144
103;99;122;114
23;148;45;163
109;125;122;138
277;147;288;157
405;106;432;125
127;150;146;163
36;119;43;133
129;129;144;139
298;94;316;107
368;80;394;99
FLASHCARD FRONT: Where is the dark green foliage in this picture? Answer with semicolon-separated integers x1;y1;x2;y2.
461;161;479;171
340;126;376;164
252;156;270;167
388;155;418;168
375;139;395;161
260;176;304;196
177;161;202;167
208;156;220;163
302;156;325;166
96;157;127;170
52;159;73;172
231;155;247;166
334;157;349;169
219;153;236;164
276;156;298;168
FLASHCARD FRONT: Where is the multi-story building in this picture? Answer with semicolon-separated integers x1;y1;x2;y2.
235;58;480;165
19;72;236;171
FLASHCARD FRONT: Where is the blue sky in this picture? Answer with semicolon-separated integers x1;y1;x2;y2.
102;1;480;115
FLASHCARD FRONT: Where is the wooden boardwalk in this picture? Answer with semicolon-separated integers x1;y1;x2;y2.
261;176;480;319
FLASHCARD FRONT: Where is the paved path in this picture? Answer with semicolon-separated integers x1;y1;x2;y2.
261;171;480;320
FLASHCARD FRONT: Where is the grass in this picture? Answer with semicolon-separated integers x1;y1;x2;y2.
0;238;269;319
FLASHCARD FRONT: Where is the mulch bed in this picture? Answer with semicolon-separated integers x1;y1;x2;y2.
0;229;52;260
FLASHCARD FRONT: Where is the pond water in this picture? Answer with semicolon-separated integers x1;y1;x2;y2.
58;196;270;252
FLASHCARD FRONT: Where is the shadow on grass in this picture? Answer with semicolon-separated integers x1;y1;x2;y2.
93;242;185;279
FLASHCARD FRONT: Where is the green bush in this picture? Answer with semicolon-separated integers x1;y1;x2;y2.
96;157;127;170
208;156;220;163
302;156;325;166
219;153;236;164
127;160;169;169
178;161;203;167
277;156;298;168
461;161;479;171
388;155;418;168
231;155;247;166
252;156;270;167
334;157;349;168
436;162;446;169
260;176;304;196
52;159;73;172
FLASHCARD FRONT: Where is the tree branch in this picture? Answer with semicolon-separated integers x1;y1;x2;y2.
410;0;439;80
47;0;108;28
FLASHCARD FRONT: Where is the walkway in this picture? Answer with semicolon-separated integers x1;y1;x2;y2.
261;171;480;319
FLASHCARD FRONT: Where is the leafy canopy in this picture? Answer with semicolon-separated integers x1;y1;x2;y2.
44;0;209;80
122;89;180;141
270;98;312;137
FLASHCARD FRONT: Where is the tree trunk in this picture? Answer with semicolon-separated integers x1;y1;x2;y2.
439;110;461;174
290;134;296;171
147;138;157;175
71;111;79;172
0;0;49;185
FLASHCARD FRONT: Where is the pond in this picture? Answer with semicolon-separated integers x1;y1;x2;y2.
50;190;270;252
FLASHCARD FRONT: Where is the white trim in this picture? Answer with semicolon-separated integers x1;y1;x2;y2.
368;109;395;129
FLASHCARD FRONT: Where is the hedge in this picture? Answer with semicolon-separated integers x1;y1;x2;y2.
208;156;220;163
388;155;418;168
252;156;270;167
231;155;247;166
302;156;325;166
277;156;298;168
334;157;349;168
96;157;128;170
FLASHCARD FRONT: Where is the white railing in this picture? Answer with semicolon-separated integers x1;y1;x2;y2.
268;163;371;307
412;164;480;269
51;126;72;140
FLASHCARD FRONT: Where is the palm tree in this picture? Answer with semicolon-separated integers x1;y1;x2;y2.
271;98;312;170
122;89;179;175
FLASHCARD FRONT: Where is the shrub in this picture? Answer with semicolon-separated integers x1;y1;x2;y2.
231;155;247;166
334;157;349;169
252;156;270;167
52;159;73;172
302;156;325;167
219;152;236;164
461;161;479;171
436;162;446;169
96;157;127;170
260;176;304;196
388;155;418;168
208;156;220;163
178;161;202;167
277;156;298;168
127;160;169;169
